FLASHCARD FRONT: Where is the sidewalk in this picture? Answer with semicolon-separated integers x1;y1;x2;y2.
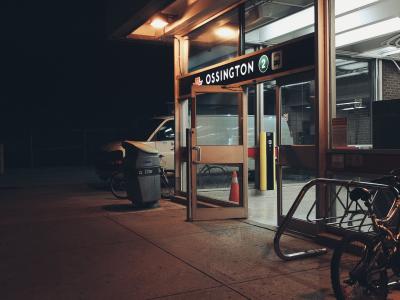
0;168;334;299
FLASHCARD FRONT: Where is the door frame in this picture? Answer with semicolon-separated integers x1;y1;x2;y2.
187;85;248;221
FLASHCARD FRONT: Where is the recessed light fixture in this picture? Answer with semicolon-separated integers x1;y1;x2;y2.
150;17;169;29
336;17;400;48
215;26;237;39
384;48;400;56
249;0;379;42
335;0;378;16
361;46;400;58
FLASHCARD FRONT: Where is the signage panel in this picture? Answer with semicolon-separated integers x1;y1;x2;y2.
179;34;315;96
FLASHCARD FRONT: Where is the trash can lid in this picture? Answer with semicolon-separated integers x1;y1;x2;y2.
122;141;159;154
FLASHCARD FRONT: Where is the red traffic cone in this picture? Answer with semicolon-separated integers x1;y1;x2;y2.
229;171;240;203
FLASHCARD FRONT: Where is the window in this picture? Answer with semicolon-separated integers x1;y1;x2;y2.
334;58;373;147
155;120;175;141
281;80;315;145
244;0;314;53
330;0;400;149
187;9;239;72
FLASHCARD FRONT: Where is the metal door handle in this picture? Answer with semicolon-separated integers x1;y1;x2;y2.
193;146;201;162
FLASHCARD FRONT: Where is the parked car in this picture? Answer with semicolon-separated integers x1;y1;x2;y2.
95;116;174;180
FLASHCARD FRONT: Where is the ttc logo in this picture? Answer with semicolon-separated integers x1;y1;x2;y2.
258;55;269;73
194;77;203;85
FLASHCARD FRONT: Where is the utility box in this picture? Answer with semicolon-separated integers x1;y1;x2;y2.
122;141;160;207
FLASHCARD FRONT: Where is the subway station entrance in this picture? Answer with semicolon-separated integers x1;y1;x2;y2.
176;35;317;231
112;0;400;249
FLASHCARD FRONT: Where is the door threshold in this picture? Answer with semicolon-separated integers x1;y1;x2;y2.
242;219;278;232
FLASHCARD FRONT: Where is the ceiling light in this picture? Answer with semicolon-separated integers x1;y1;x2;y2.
336;17;400;48
249;0;379;43
361;46;400;57
335;0;379;16
341;106;366;111
338;62;368;70
258;7;314;41
150;17;168;29
215;27;237;39
384;48;400;56
336;101;362;106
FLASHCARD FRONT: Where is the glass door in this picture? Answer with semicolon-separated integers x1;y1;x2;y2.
188;85;248;221
276;74;318;234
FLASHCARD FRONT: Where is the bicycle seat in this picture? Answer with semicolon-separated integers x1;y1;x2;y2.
349;187;371;202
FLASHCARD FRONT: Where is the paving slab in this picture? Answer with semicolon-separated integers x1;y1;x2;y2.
154;224;331;284
154;286;247;300
1;234;221;300
231;267;334;300
0;216;138;258
109;209;253;240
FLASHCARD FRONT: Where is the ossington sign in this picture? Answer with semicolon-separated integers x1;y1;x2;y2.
179;34;315;96
202;61;255;85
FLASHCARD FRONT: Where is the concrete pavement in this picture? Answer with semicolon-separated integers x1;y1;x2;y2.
0;168;334;299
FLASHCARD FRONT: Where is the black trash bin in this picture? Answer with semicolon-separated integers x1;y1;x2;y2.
122;141;160;208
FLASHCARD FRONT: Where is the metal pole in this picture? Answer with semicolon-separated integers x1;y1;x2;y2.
30;131;34;168
0;144;4;175
83;129;87;165
274;178;398;261
255;82;264;189
186;128;193;221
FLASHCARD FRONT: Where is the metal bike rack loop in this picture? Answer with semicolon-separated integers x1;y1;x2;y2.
274;178;398;261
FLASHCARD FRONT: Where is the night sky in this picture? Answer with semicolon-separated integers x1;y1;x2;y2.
1;0;174;166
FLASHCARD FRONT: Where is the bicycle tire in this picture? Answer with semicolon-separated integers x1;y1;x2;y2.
110;171;128;199
160;170;172;198
199;165;227;176
331;233;388;300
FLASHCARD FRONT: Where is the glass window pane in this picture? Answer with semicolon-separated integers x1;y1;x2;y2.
244;0;314;53
156;120;175;141
188;9;239;72
281;167;316;220
331;0;400;149
196;93;240;146
197;164;243;207
281;81;315;145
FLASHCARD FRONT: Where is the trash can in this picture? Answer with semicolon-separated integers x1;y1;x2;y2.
122;141;160;208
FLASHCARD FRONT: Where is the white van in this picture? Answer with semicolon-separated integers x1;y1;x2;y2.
96;115;292;179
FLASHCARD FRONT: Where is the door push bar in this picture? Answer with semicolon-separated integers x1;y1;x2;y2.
192;146;201;162
274;178;398;261
186;128;193;221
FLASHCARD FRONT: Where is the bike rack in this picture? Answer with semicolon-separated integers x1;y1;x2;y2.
274;178;398;261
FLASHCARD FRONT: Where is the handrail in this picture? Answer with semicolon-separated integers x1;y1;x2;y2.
274;178;398;261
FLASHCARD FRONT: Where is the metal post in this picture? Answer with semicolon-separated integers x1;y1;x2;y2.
0;144;4;175
255;82;264;189
82;129;87;165
30;131;34;168
186;128;193;221
274;178;398;261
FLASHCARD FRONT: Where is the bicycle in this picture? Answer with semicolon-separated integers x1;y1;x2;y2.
330;170;400;299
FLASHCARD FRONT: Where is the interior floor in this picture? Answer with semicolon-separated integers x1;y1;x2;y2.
198;181;316;226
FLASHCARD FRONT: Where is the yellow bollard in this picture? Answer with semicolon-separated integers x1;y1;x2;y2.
260;131;267;191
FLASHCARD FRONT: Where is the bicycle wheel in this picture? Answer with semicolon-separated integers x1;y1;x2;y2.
110;171;128;199
331;233;388;300
160;169;172;197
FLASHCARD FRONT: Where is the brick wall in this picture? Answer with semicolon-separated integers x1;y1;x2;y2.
382;60;400;100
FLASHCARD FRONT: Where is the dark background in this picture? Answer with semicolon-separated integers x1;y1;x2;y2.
0;0;174;167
